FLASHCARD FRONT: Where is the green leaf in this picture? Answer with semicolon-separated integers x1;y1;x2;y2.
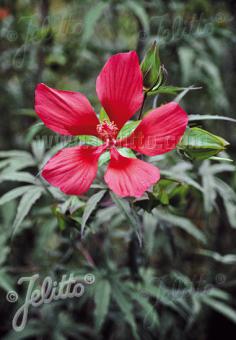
110;192;141;242
81;2;108;46
94;279;111;330
12;187;43;236
148;85;186;95
0;150;31;158
189;114;236;123
81;190;106;235
143;284;182;314
0;268;14;292
178;127;229;160
148;85;201;96
99;151;110;166
161;170;203;192
17;108;37;117
209;156;233;162
131;291;159;329
174;86;202;103
152;180;172;205
112;284;139;339
199;160;216;213
0;235;10;266
1;157;36;172
126;1;149;36
154;209;206;243
214;178;236;228
31;140;45;162
197;249;236;264
206;288;231;302
118;120;140;139
0;172;36;184
202;297;236;324
0;185;35;205
178;46;195;84
208;163;235;174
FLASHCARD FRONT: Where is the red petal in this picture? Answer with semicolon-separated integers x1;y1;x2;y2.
117;102;188;156
104;148;160;198
42;145;106;195
96;51;144;130
35;83;99;136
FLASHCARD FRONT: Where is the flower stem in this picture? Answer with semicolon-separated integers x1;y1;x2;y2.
138;92;147;120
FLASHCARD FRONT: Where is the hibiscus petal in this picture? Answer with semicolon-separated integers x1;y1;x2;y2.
96;51;144;130
42;145;106;195
117;102;188;156
104;148;160;198
35;83;100;136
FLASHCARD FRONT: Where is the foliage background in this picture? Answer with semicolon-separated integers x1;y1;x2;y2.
0;0;236;339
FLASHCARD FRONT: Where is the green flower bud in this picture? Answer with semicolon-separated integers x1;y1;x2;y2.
141;41;164;92
178;127;229;160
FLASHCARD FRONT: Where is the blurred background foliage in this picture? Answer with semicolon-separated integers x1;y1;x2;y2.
0;0;236;339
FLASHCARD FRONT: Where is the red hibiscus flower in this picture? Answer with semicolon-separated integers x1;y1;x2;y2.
0;8;10;20
35;51;188;197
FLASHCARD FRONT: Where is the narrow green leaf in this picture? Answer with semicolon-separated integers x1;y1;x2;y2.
0;150;31;158
189;114;236;123
0;172;36;184
161;170;203;192
155;209;206;243
81;2;108;46
94;279;111;330
148;85;185;95
0;269;14;292
203;297;236;323
209;156;233;162
81;190;106;235
148;85;201;96
197;249;236;264
126;1;149;36
31;140;45;162
214;178;236;228
199;160;216;213
112;284;139;339
12;187;43;236
131;291;159;328
174;86;201;103
0;185;35;205
143;284;183;315
110;191;137;235
99;151;110;166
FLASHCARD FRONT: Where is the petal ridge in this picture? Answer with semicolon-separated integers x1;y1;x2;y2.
104;148;160;197
42;144;106;195
117;102;188;156
35;83;99;136
96;51;144;130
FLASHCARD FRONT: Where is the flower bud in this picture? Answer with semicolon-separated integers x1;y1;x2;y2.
178;127;229;160
141;41;164;92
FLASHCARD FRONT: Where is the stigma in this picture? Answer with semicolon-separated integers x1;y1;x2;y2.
97;120;118;144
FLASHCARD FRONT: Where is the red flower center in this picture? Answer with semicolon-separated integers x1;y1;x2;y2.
97;120;118;145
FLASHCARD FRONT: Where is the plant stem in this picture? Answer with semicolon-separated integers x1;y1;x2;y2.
138;92;147;120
